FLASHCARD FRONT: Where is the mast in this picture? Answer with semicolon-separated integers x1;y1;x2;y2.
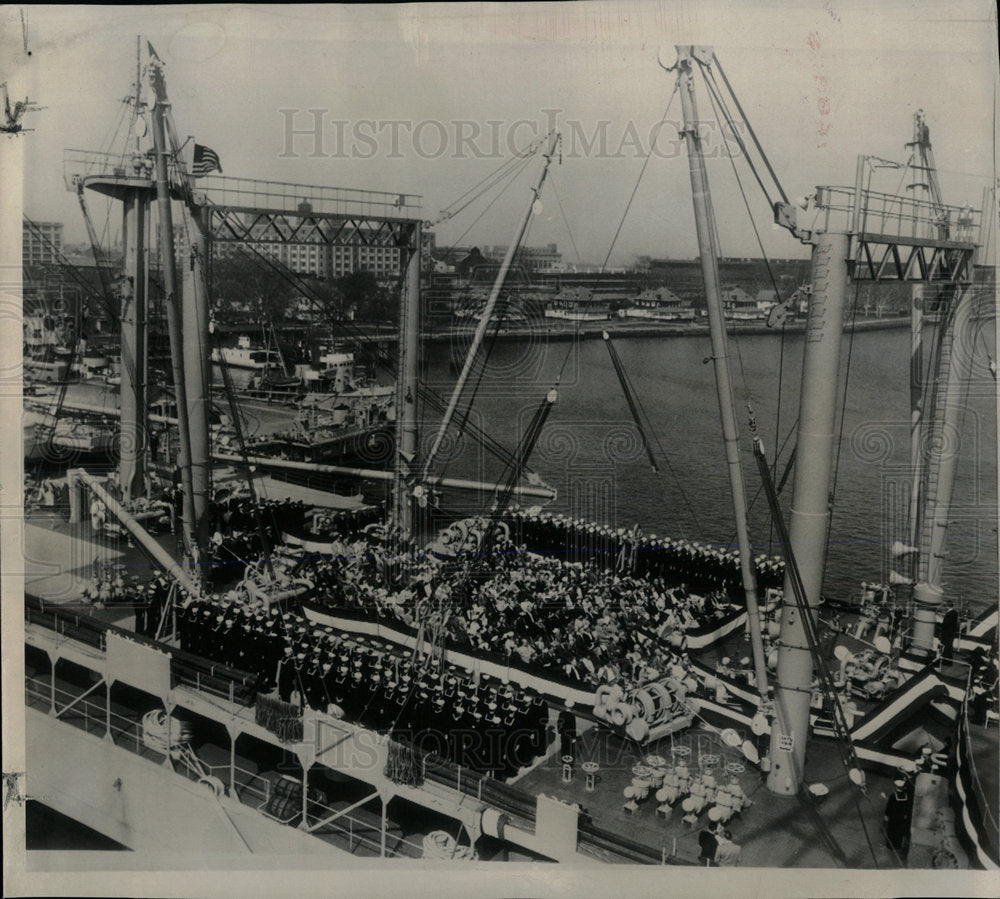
118;178;150;501
147;42;214;557
911;285;977;654
421;131;560;482
118;37;150;502
904;111;943;562
392;222;422;537
179;203;213;553
147;47;199;566
673;46;769;695
766;230;851;795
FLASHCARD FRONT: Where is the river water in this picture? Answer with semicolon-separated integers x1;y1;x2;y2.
418;324;997;615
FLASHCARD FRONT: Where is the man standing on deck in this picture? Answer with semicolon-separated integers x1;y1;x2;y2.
938;603;959;666
884;778;912;862
557;702;577;760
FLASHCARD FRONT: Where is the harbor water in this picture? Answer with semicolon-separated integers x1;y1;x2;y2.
424;325;998;614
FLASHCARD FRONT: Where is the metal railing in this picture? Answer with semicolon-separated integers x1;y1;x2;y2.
63;148;172;190
64;148;422;220
176;756;272;806
304;795;426;858
814;186;981;245
24;674;163;761
26;595;259;708
195;175;422;220
960;680;999;832
26;604;106;652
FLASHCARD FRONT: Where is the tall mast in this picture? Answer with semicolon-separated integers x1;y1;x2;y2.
904;111;943;562
421;131;560;482
392;222;422;538
148;42;214;557
673;47;769;695
910;285;977;654
118;35;150;503
147;46;200;567
766;229;851;795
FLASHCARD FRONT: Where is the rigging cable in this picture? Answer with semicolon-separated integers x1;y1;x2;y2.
708;53;790;207
548;172;583;270
752;436;880;869
824;161;873;576
436;138;544;224
700;63;798;557
434;150;538;266
602;332;703;537
216;230;532;482
555;81;679;384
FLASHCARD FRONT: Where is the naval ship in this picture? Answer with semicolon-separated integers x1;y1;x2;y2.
19;41;998;870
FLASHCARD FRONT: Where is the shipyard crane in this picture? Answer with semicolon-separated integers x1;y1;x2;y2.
680;49;983;806
904;110;947;236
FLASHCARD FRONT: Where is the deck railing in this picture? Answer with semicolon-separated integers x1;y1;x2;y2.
63;148;422;220
302;795;427;859
25;594;260;707
814;185;981;245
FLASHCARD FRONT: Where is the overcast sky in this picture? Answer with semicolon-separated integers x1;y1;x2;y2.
6;1;998;265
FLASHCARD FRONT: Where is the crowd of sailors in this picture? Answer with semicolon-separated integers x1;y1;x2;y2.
508;509;785;591
207;494;310;572
176;593;549;778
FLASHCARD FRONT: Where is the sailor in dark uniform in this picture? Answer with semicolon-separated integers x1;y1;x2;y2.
330;663;350;714
146;585;165;638
938;604;959;665
407;688;430;748
308;656;330;711
557;703;577;760
883;778;912;859
422;694;448;758
392;676;414;739
483;694;506;778
193;607;212;657
344;670;365;720
134;583;149;636
276;645;297;703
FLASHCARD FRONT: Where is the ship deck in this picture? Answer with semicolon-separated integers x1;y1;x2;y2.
513;722;901;868
21;506;991;869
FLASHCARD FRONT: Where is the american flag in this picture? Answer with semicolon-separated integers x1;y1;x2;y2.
192;143;222;177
